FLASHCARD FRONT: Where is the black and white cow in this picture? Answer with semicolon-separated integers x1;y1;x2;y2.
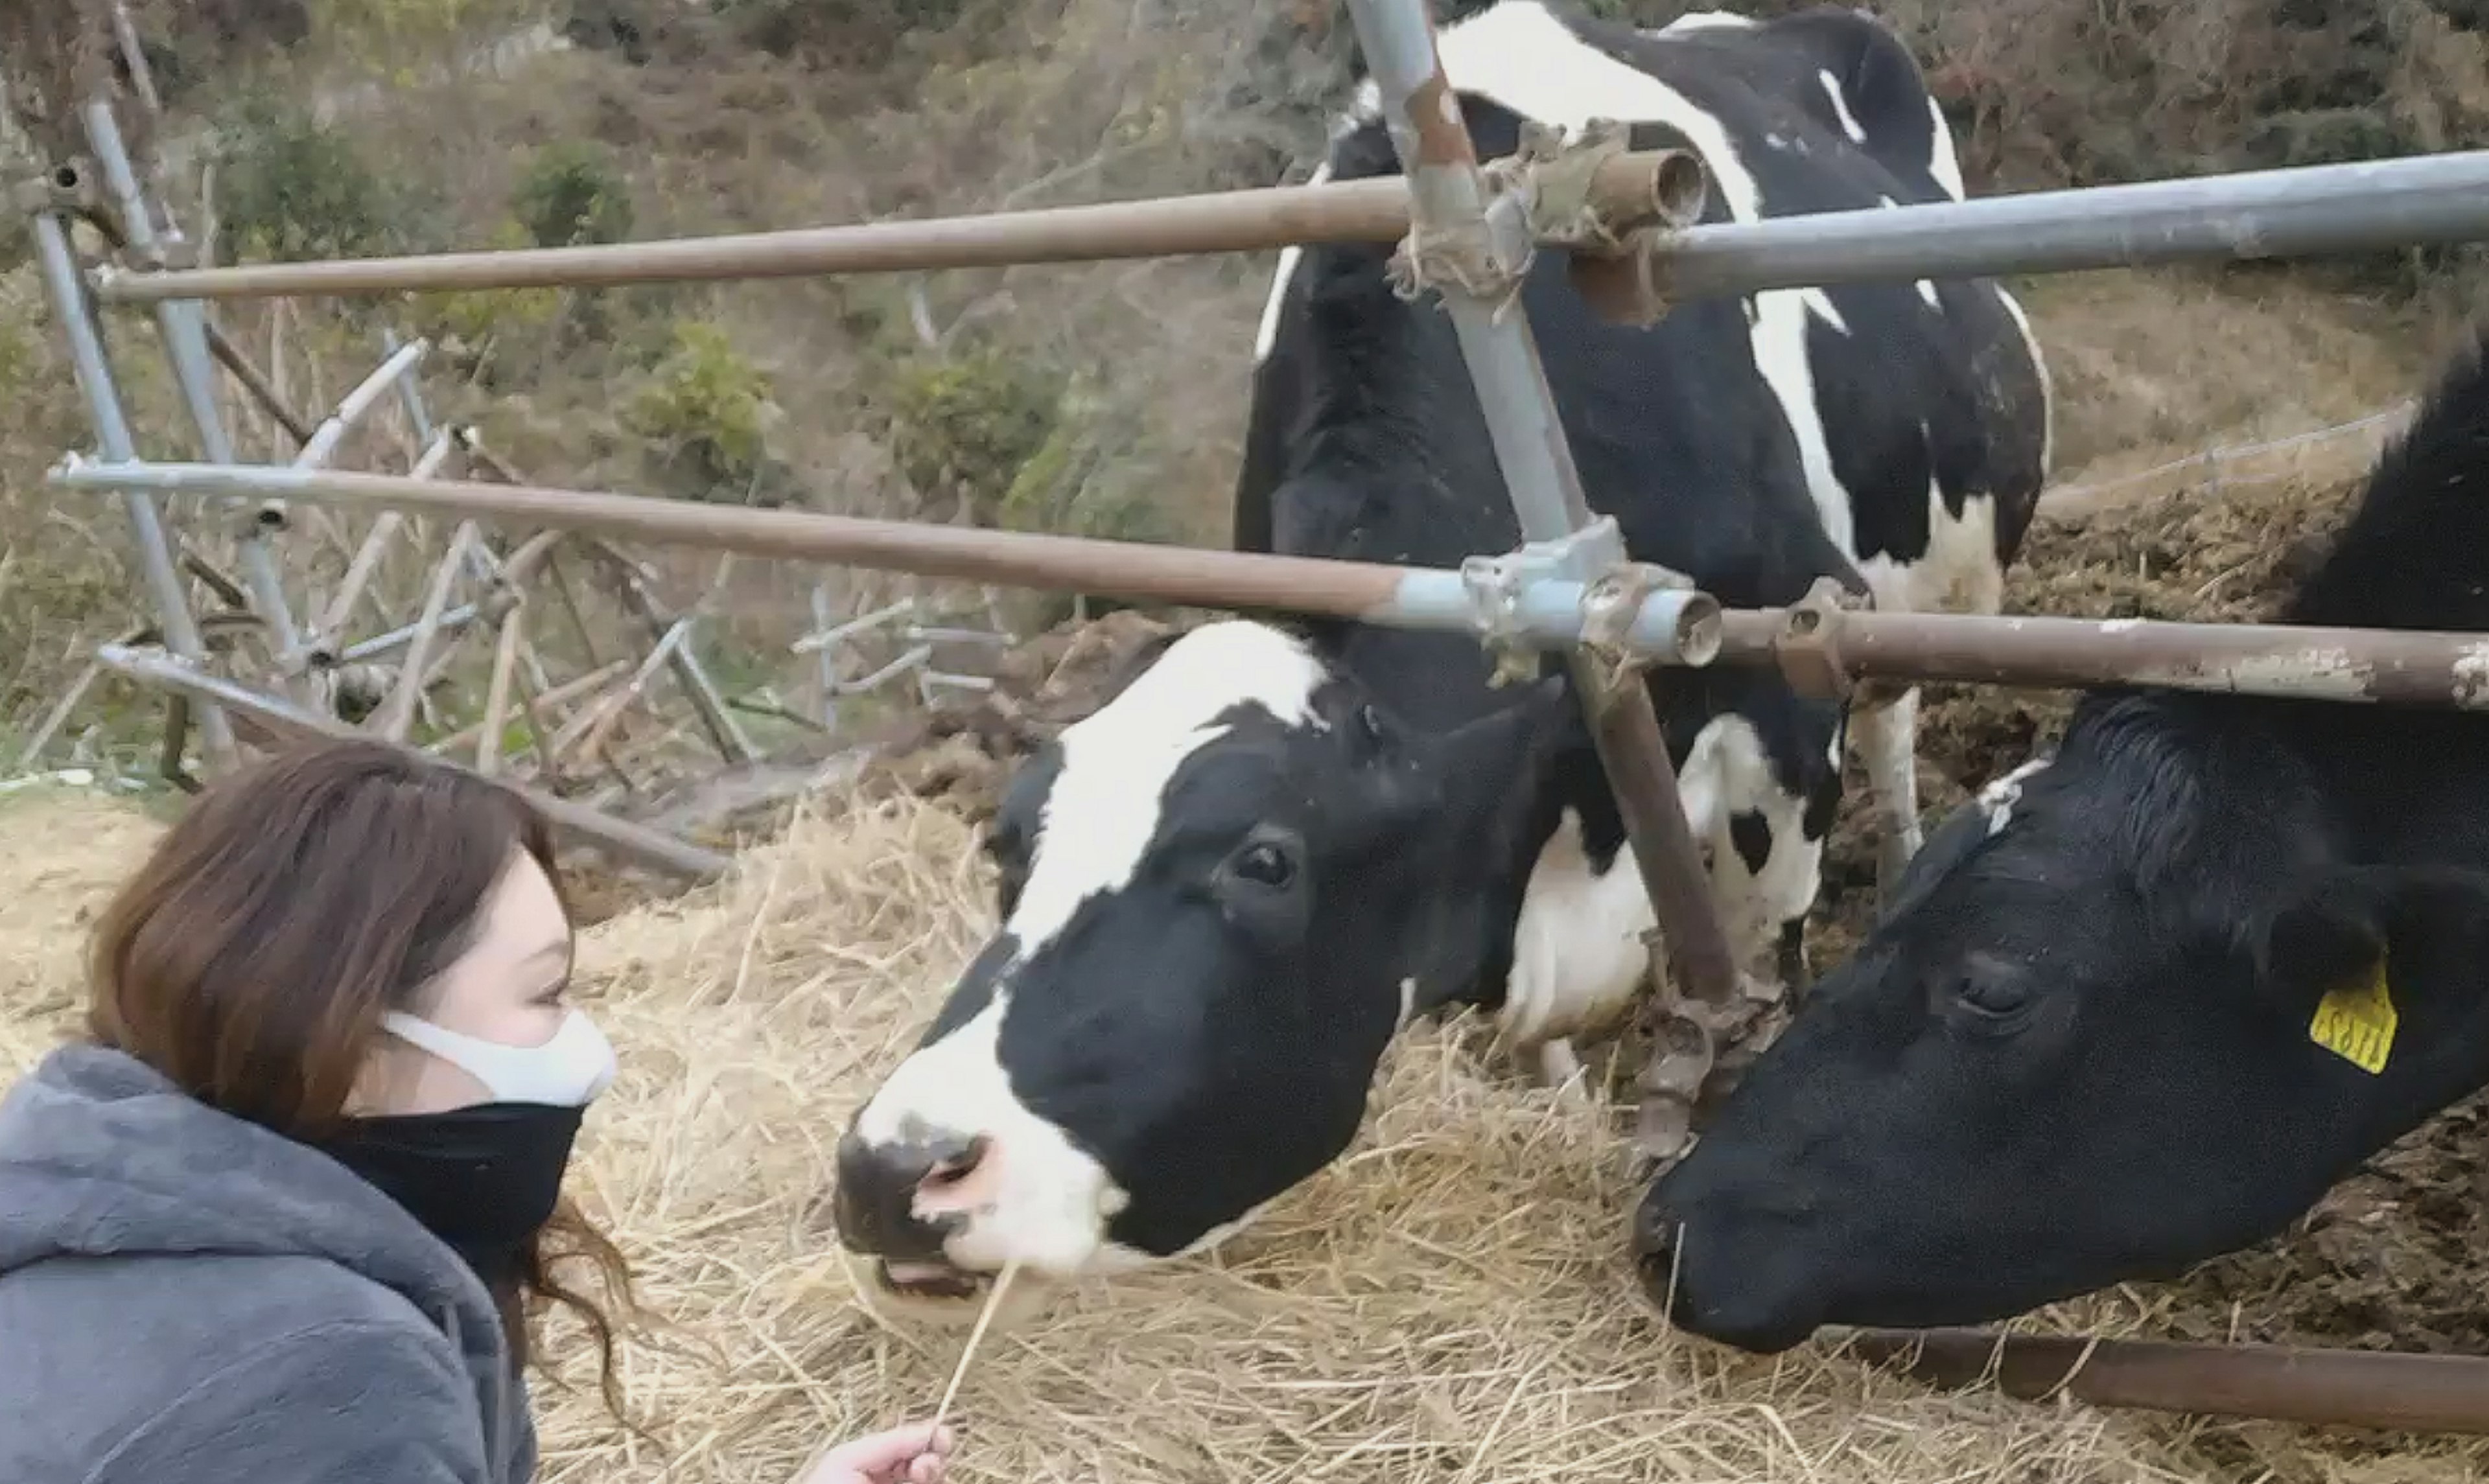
830;0;2049;1316
1636;328;2489;1354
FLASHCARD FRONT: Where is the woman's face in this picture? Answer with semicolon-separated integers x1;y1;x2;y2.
354;849;576;1115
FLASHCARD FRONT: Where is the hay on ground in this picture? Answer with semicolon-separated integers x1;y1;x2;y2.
6;469;2489;1481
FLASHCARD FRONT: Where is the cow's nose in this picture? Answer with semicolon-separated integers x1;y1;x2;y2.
831;1130;990;1261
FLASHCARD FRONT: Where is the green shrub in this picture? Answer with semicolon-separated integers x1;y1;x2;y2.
624;321;783;498
511;141;637;249
883;348;1064;523
209;92;432;264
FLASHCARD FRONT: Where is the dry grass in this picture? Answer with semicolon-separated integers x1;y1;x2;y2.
9;781;2489;1483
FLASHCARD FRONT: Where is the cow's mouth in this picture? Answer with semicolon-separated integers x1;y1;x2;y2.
873;1258;990;1301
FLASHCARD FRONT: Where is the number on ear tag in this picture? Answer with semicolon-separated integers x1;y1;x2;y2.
2308;957;2397;1075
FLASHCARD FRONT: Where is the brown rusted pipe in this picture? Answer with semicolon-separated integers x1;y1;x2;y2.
58;459;2489;708
1716;609;2489;708
61;461;1421;616
1847;1327;2489;1435
204;320;318;447
87;150;1702;304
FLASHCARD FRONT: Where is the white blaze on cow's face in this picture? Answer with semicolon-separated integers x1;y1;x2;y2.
831;620;1576;1316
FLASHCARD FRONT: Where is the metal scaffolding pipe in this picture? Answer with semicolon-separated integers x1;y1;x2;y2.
55;458;2489;706
1345;0;1745;1061
86;150;1702;303
95;643;729;881
82;99;306;673
51;457;1727;667
296;338;429;470
1846;1327;2489;1435
29;216;237;766
82;144;2489;307
1658;146;2489;296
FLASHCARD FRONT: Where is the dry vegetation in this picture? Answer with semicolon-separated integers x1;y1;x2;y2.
10;1;2489;1478
8;455;2489;1484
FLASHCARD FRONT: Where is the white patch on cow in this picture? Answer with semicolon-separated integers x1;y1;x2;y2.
1924;94;1967;201
1658;9;1757;32
1817;68;1867;142
1992;280;2054;478
1397;975;1419;1028
1505;808;1653;1059
1007;620;1329;957
1505;715;1821;1068
852;997;1130;1278
848;621;1333;1282
1852;475;2005;620
1979;756;2051;836
1917;279;1941;308
1254;161;1332;366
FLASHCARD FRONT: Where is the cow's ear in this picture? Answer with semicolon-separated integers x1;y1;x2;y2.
2244;863;2489;1062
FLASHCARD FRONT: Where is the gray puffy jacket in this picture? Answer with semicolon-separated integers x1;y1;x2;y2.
0;1042;536;1483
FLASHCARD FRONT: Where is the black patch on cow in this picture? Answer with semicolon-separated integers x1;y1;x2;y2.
1729;809;1775;879
1637;324;2489;1352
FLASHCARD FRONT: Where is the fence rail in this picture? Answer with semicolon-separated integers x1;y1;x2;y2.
32;0;2489;1440
79;146;2489;306
83;146;1703;300
53;457;2489;710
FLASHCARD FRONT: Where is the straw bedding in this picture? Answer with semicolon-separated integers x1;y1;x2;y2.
5;470;2488;1482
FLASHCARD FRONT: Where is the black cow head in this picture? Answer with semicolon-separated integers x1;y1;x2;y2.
1635;691;2489;1352
831;619;1576;1319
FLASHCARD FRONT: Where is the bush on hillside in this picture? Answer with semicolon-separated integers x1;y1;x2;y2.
512;139;637;248
624;320;793;502
881;347;1065;526
208;91;438;263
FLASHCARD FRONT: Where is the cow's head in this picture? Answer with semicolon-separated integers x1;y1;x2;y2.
1635;691;2489;1352
832;620;1576;1317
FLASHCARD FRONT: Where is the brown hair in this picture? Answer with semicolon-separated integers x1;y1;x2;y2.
86;737;637;1420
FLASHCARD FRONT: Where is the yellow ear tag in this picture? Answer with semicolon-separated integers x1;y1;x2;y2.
2308;956;2398;1074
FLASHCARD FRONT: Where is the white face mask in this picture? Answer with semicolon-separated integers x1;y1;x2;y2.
380;1008;618;1108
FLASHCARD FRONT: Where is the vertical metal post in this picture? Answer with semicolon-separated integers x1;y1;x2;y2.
1339;0;1742;1154
380;328;435;448
28;209;237;767
84;99;305;678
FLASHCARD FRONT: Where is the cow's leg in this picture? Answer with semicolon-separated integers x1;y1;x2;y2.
1851;681;1922;901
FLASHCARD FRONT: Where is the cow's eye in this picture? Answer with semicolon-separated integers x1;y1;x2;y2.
1233;839;1297;889
1954;973;2032;1023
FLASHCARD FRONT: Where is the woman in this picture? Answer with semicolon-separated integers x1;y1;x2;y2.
0;740;953;1484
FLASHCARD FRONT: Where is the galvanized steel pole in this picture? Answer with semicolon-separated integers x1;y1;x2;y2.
1341;0;1747;1159
82;100;306;677
1657;146;2489;296
28;214;237;767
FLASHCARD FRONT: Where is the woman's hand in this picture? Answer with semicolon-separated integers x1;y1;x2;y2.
799;1422;957;1484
